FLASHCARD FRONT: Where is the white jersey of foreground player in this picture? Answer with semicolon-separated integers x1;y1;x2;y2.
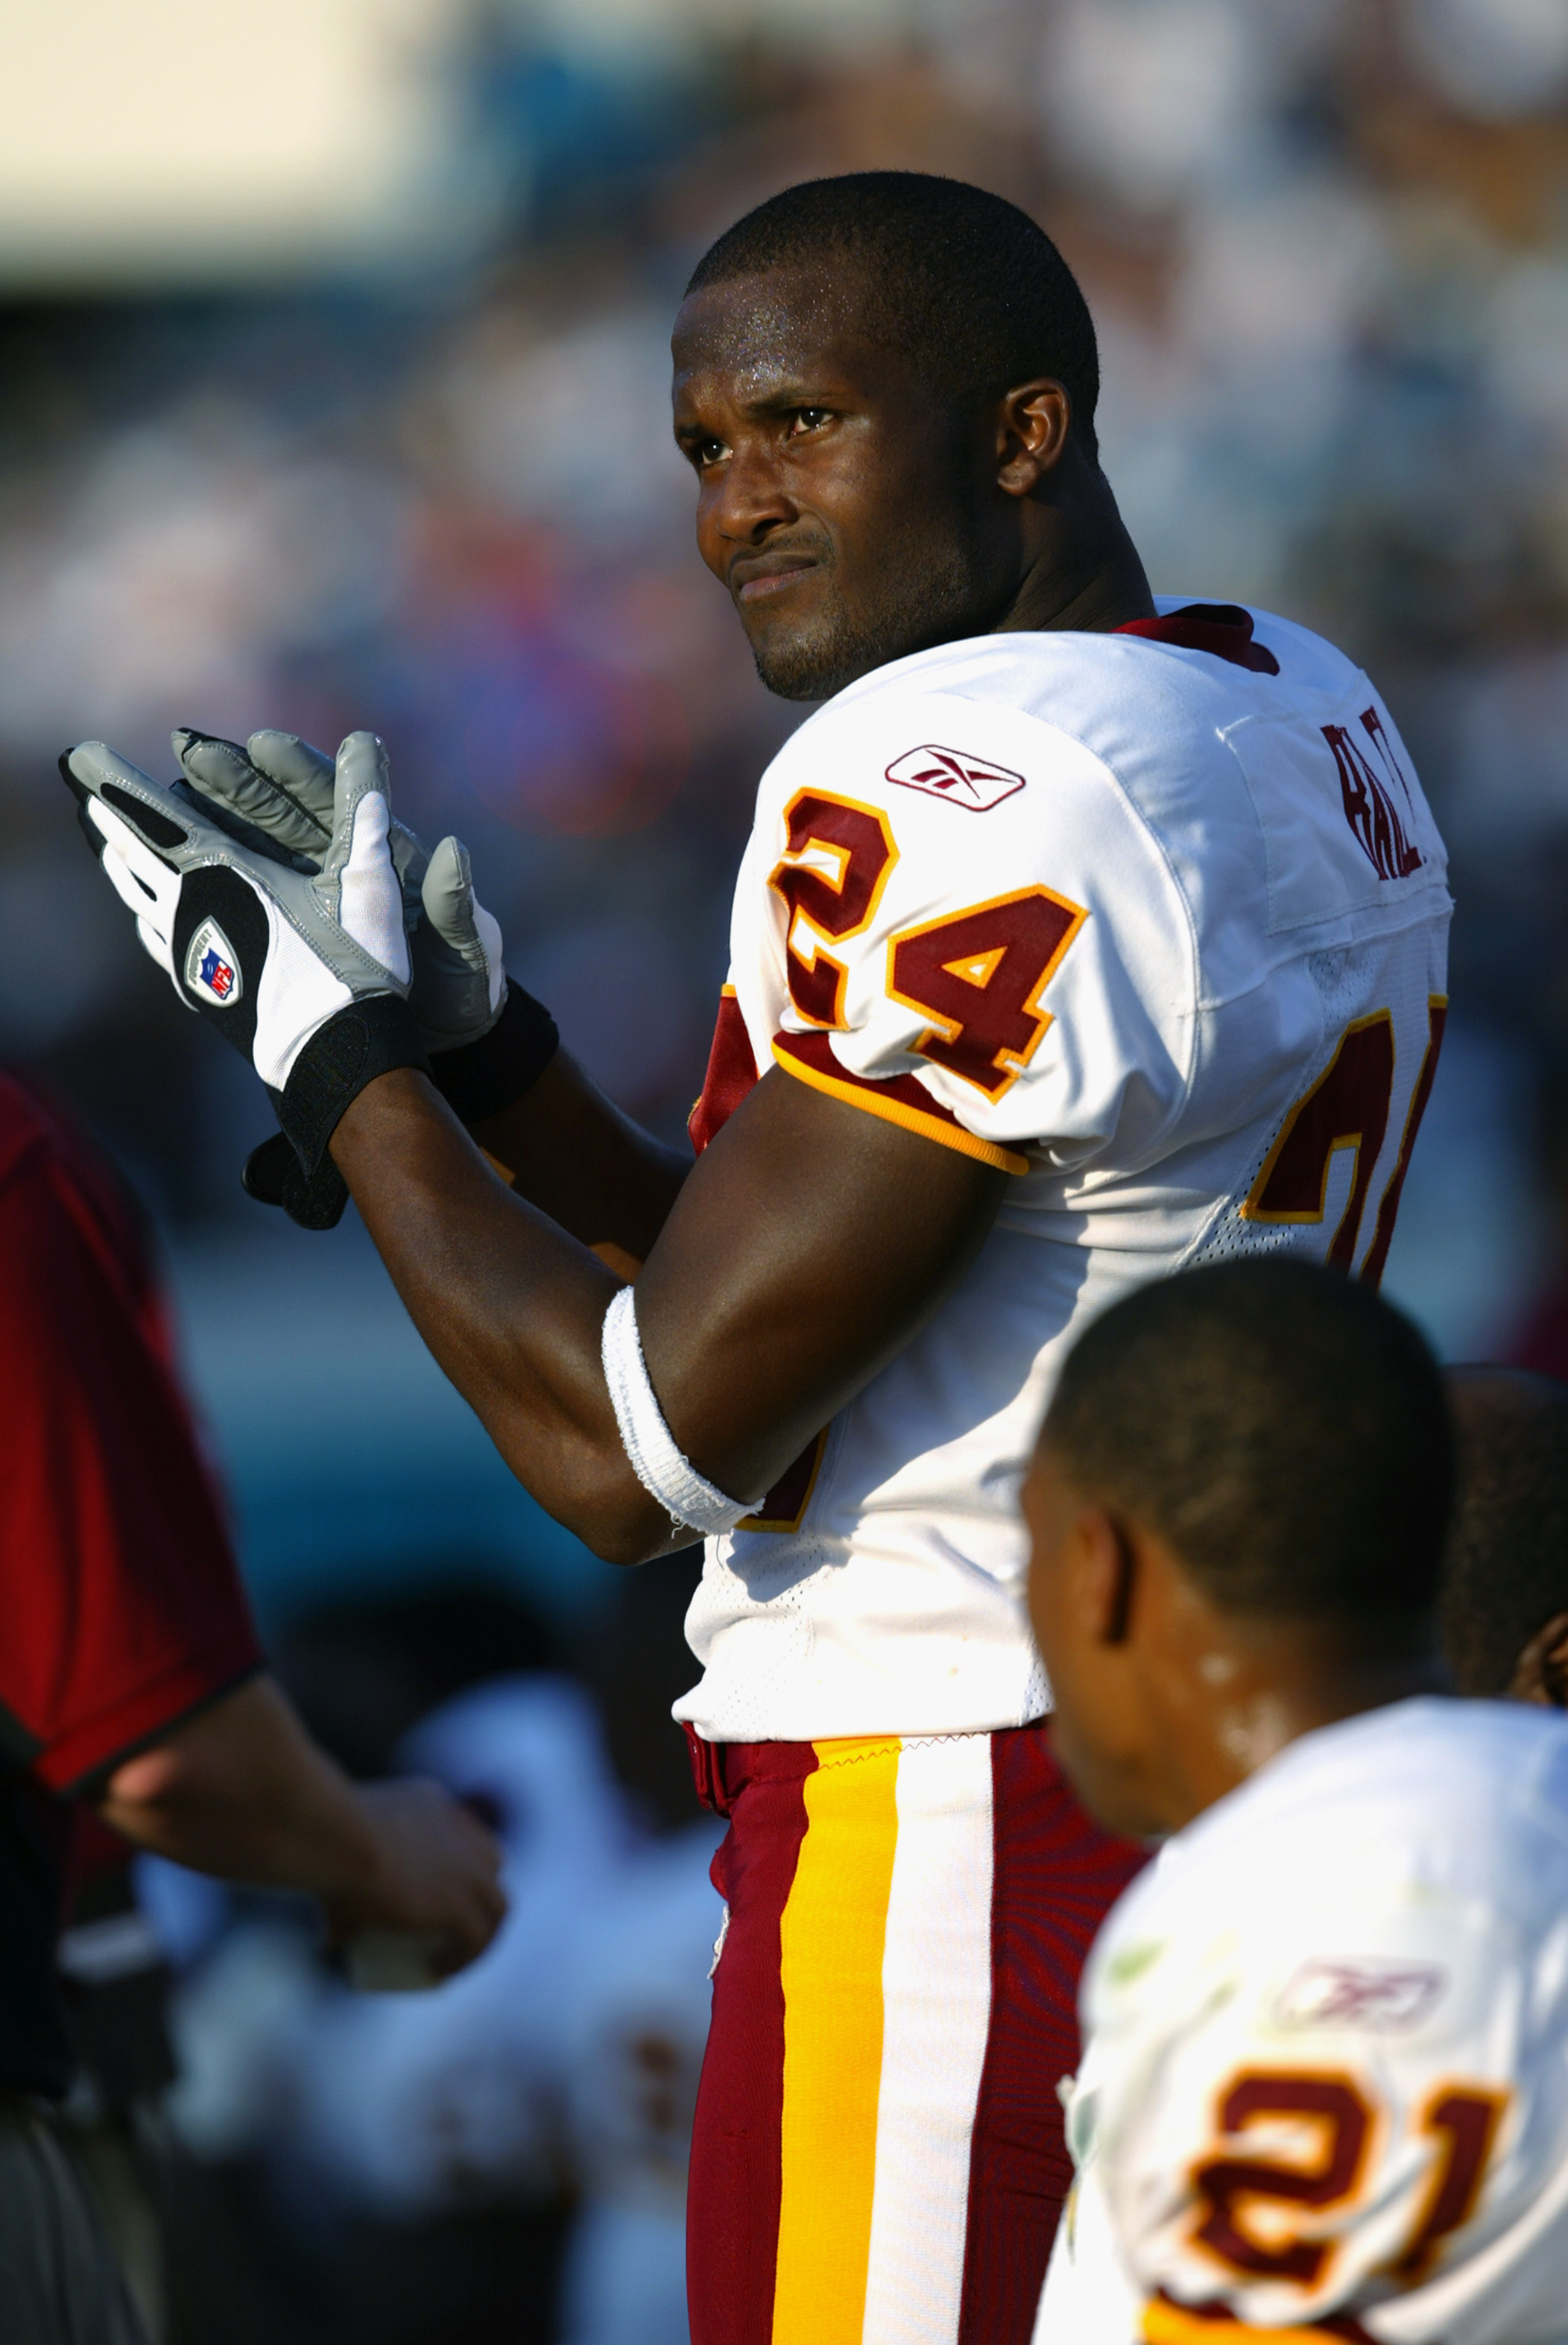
677;602;1452;1745
1036;1699;1568;2345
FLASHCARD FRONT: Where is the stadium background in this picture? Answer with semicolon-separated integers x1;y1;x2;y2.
4;1;1568;2339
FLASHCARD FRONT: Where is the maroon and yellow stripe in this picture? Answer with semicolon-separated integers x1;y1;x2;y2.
685;1724;1147;2345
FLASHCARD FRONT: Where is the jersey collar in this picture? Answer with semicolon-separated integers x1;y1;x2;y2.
1115;602;1281;676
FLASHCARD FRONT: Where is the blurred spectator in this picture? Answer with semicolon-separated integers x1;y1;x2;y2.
153;1563;718;2345
0;0;1563;1366
145;1588;576;2345
274;1585;562;1784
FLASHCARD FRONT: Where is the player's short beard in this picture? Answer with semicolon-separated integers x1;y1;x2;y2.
743;520;996;703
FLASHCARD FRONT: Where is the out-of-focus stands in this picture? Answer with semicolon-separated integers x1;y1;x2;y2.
2;1;1567;1361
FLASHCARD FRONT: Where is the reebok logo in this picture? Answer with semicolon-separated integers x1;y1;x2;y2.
885;744;1025;813
186;917;241;1008
1274;1957;1446;2032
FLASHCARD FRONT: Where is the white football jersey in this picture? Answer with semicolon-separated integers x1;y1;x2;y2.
674;604;1452;1745
1050;1699;1568;2345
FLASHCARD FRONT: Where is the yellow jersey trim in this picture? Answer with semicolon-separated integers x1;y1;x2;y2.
1143;2302;1349;2345
771;1042;1029;1176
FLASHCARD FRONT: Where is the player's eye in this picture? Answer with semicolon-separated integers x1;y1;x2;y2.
788;408;830;435
691;436;728;468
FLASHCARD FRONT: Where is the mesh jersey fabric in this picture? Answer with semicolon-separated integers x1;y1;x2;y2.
1063;1699;1568;2345
0;1070;261;2093
674;605;1452;1745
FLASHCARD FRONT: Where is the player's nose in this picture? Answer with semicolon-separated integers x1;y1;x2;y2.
708;437;799;544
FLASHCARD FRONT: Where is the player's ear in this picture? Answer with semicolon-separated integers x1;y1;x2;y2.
1509;1610;1568;1707
995;379;1071;498
1077;1505;1138;1649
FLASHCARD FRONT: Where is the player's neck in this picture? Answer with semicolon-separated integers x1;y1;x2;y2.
993;463;1156;639
1165;1635;1452;1829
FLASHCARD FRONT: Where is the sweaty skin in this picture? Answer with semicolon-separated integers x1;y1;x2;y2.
1022;1445;1448;1839
327;266;1156;1565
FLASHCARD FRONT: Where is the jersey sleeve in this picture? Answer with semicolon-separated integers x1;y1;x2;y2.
0;1114;262;1795
1087;1872;1533;2342
759;689;1196;1174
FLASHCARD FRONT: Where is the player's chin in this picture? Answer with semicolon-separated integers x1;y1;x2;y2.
745;606;872;704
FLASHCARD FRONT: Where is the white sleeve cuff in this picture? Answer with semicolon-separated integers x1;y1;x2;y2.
600;1285;755;1536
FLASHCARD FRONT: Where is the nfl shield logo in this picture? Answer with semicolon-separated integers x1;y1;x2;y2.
185;918;242;1008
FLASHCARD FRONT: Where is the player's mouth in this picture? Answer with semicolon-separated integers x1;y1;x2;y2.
730;553;821;603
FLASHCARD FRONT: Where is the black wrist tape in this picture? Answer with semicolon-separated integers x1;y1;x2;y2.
241;1133;350;1230
276;994;429;1176
426;982;558;1126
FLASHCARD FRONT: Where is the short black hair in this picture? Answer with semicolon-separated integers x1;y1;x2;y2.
1440;1367;1568;1694
1042;1260;1453;1623
686;172;1101;461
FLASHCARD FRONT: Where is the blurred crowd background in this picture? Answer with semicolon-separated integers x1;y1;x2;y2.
7;0;1568;2338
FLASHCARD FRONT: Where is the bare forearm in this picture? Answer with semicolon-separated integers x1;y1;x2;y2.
100;1677;382;1901
470;1051;689;1270
332;1067;671;1558
101;1676;507;1971
329;1064;1005;1556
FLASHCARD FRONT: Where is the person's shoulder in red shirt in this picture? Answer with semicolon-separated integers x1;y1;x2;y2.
0;1070;261;1793
0;1068;504;2256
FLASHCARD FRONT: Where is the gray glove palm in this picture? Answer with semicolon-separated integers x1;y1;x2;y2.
174;728;507;1056
67;731;411;1064
63;730;427;1217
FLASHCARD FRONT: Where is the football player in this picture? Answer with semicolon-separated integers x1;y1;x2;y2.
65;174;1452;2345
1035;1355;1568;2345
1025;1260;1568;2345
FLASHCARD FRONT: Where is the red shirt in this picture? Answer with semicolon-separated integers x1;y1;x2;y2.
0;1070;261;2090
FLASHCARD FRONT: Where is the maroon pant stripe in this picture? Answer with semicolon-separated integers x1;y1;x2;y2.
686;1735;820;2345
956;1724;1148;2345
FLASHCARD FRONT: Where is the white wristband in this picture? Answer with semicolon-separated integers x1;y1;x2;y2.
600;1285;754;1536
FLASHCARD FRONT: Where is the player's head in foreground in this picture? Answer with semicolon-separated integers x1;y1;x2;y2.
1025;1258;1453;1840
1441;1365;1568;1704
672;171;1152;701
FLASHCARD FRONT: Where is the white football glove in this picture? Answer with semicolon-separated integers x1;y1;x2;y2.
170;728;558;1146
173;728;506;1055
63;731;425;1203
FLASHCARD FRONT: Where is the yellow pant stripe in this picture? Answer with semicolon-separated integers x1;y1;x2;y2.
771;1737;902;2345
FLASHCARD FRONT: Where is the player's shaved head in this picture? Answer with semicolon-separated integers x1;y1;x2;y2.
685;173;1101;461
1441;1366;1568;1699
1043;1259;1453;1623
